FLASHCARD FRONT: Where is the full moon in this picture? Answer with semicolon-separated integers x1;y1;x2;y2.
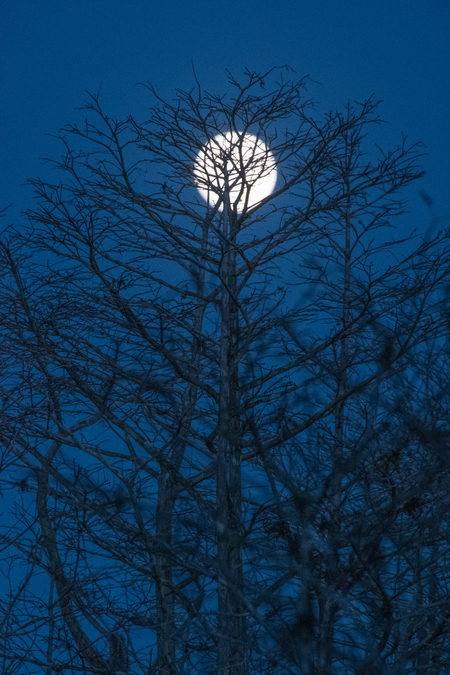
194;131;277;212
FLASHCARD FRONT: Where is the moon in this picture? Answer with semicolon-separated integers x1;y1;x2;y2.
194;131;277;212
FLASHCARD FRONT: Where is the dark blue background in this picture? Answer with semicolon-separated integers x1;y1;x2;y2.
0;4;449;667
1;0;449;234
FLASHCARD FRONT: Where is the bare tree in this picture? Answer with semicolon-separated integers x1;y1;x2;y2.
1;67;450;675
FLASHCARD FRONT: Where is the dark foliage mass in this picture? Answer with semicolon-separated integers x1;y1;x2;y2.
1;67;450;675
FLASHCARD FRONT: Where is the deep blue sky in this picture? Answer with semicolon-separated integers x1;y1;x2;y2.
0;4;449;664
1;0;449;234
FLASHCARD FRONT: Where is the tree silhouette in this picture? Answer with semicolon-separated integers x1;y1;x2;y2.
1;66;450;675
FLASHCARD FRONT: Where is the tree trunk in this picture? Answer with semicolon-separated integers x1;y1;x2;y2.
217;191;246;675
156;473;176;675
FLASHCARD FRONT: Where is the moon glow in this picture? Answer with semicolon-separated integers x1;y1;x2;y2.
194;132;277;212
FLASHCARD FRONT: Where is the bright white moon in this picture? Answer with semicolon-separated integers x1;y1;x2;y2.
194;132;277;212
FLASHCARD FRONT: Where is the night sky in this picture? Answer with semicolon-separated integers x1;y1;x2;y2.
1;5;449;668
1;0;449;236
